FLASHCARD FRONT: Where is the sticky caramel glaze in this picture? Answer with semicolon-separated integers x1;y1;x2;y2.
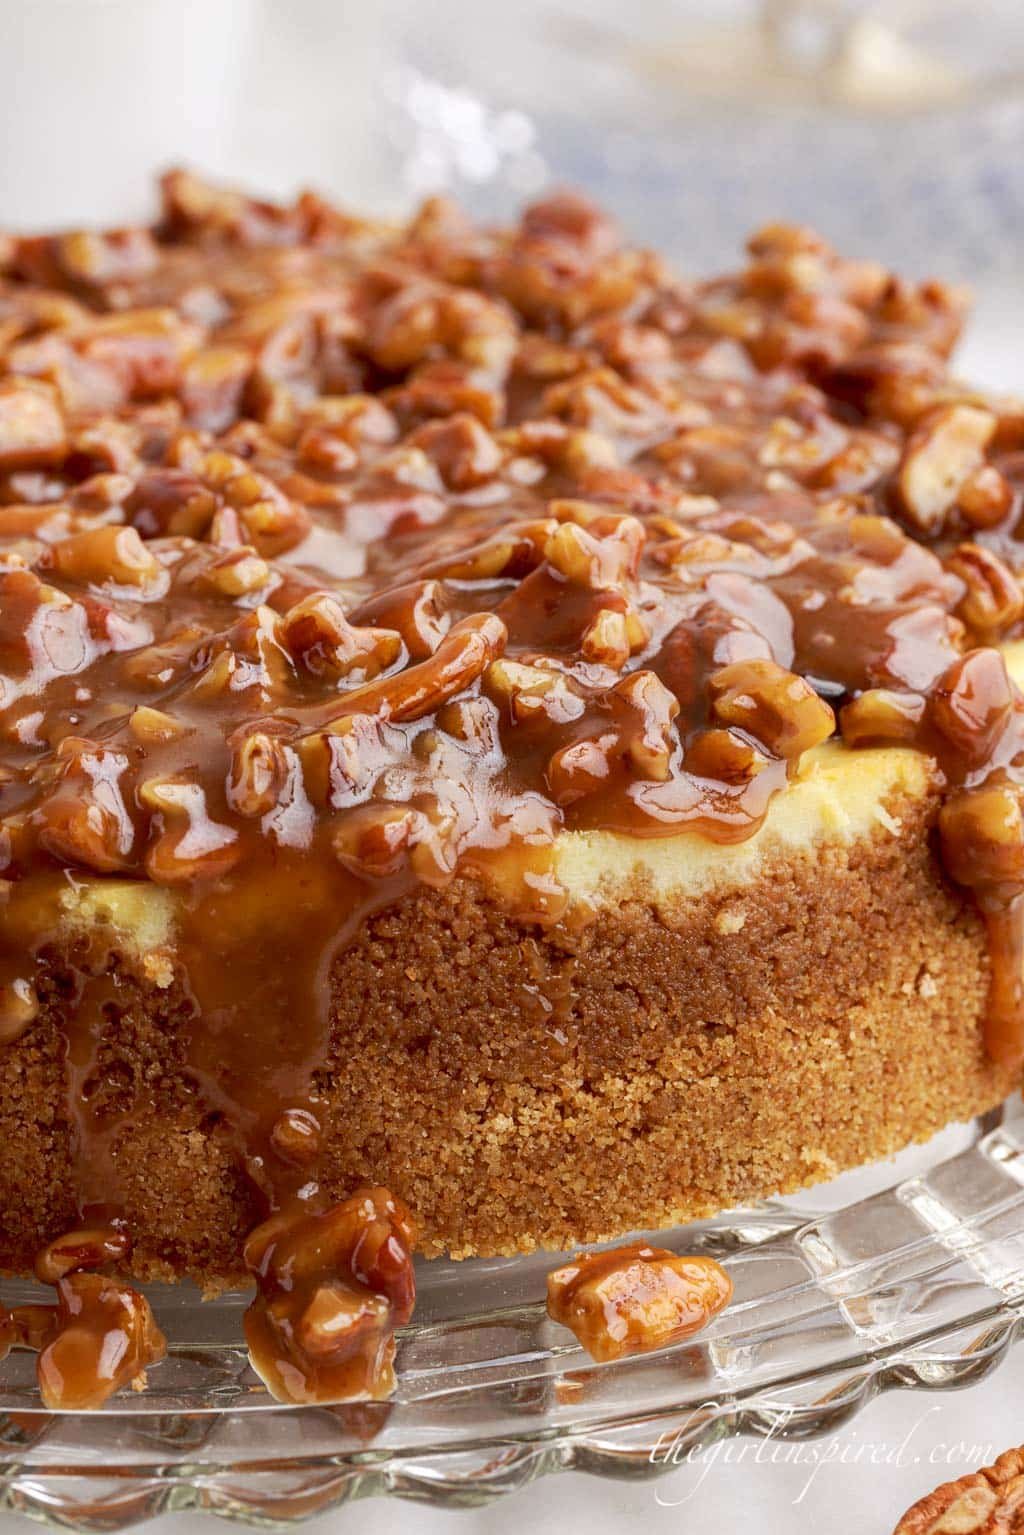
0;1224;165;1409
243;1187;416;1403
546;1244;732;1363
2;172;1024;1326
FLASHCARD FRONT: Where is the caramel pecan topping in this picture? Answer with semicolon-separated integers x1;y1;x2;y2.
243;1187;416;1404
9;1225;166;1410
546;1243;733;1363
32;1273;167;1410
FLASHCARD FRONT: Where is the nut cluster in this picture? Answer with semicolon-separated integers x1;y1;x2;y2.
0;1224;166;1410
243;1186;417;1404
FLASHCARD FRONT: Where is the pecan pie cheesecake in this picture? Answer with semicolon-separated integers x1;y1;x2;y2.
2;170;1024;1352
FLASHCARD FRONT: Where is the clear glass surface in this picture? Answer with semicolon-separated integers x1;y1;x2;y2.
2;1098;1024;1526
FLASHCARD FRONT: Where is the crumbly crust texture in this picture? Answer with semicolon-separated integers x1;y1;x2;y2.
1;791;1015;1282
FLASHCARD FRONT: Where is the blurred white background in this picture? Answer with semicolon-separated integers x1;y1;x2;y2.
3;2;1024;1529
5;0;1024;276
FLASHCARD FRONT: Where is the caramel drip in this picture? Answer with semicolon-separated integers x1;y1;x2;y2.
1;1226;166;1409
976;896;1024;1066
243;1186;416;1403
546;1243;733;1363
0;173;1023;1390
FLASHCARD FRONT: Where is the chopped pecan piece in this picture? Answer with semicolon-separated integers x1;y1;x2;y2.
486;658;585;725
128;705;188;745
35;1273;166;1411
139;776;240;884
895;404;996;533
333;803;429;879
181;346;252;431
547;1243;732;1363
280;593;403;682
55;227;158;285
368;284;516;372
946;543;1024;639
709;658;834;760
405;413;503;489
196;546;274;600
125;468;220;539
613;670;680;781
0;380;65;468
78;308;201;398
227;730;289;818
580;604;649;668
35;1226;132;1284
34;740;136;874
685;726;769;783
269;1109;322;1168
839;689;926;748
930;649;1015;764
939;784;1024;890
958;463;1015;529
348;579;450;660
42;525;164;592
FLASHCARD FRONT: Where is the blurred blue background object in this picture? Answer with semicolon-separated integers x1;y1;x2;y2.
3;0;1024;283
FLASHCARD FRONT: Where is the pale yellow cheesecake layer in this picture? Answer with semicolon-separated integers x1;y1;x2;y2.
48;642;1024;946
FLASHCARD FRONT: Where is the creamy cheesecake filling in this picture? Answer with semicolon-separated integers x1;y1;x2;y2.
45;632;1024;945
47;739;934;952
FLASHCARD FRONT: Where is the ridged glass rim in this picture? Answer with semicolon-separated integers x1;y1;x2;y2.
0;1100;1022;1524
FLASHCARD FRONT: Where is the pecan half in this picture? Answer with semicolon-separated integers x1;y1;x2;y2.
893;1445;1024;1534
895;404;996;534
946;543;1024;639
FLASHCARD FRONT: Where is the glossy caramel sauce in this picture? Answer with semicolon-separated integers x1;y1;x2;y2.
0;1224;166;1409
546;1243;733;1362
243;1186;415;1403
2;172;1024;1401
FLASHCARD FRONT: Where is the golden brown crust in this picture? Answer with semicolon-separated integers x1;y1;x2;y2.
0;787;1016;1285
893;1446;1024;1533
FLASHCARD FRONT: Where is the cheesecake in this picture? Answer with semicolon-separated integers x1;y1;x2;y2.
1;171;1024;1300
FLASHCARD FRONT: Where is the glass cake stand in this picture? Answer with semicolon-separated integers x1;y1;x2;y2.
2;1097;1024;1527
